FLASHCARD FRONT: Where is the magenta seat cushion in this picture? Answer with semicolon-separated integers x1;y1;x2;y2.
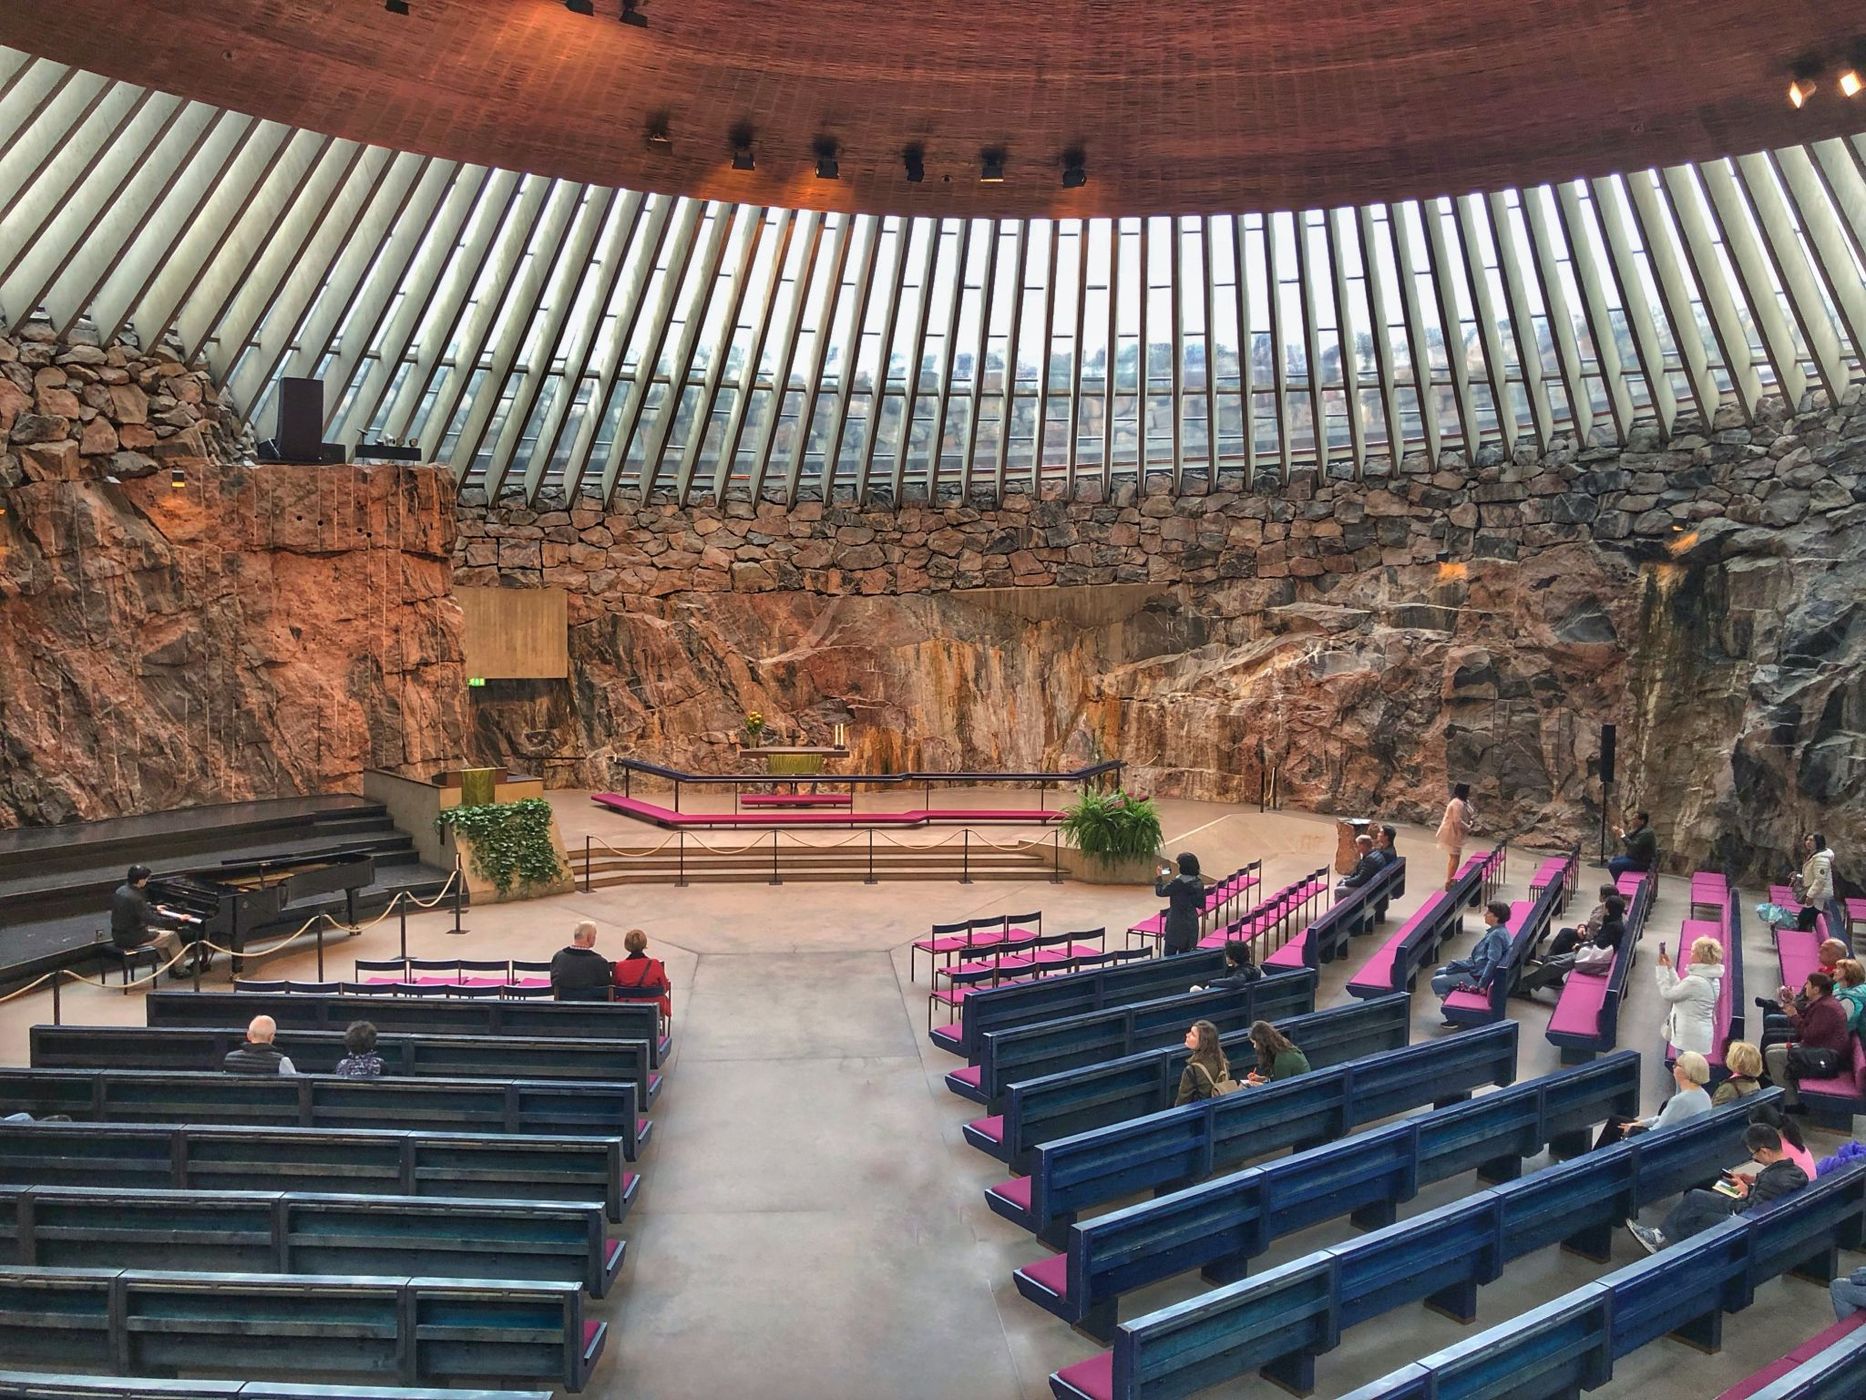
1443;988;1491;1012
1549;976;1610;1035
1715;1314;1866;1399
1018;1250;1070;1298
991;1176;1033;1210
969;1114;1005;1143
949;1064;983;1088
1265;938;1308;969
582;1319;603;1352
930;1023;962;1045
620;1170;639;1193
1053;1352;1115;1400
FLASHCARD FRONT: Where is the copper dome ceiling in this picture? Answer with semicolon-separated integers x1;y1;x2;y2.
4;0;1864;217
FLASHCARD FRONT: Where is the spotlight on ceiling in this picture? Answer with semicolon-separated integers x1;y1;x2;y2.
1841;57;1863;98
620;0;647;27
564;0;594;13
813;137;840;181
1061;149;1087;189
384;0;409;12
644;113;672;151
1788;57;1822;108
979;148;1007;183
730;125;756;171
903;145;925;183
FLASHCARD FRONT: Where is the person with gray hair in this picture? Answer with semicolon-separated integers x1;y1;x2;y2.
222;1015;296;1075
550;919;612;1001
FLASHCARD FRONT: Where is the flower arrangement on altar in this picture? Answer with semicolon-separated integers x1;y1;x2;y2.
743;711;766;745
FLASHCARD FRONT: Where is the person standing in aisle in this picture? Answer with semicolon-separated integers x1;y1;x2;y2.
1435;783;1477;891
1154;852;1205;957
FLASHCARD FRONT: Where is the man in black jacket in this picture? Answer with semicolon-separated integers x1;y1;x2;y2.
550;920;613;1001
110;865;180;956
1337;835;1382;892
1627;1124;1807;1253
223;1016;296;1075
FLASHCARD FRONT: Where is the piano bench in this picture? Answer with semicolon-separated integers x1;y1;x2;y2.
98;940;163;992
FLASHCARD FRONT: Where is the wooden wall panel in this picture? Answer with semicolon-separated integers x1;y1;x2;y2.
457;587;569;680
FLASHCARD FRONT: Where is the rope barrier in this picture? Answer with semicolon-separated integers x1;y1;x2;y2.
0;869;470;1000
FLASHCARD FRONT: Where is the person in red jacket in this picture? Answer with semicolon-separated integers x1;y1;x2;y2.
1764;970;1852;1112
612;927;672;1021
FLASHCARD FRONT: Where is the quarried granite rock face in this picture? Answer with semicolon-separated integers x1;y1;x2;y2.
460;389;1866;880
0;458;468;825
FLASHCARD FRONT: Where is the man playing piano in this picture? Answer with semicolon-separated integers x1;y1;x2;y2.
110;864;199;975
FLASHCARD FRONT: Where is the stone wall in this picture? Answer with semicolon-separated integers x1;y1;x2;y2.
1;328;468;825
458;389;1866;878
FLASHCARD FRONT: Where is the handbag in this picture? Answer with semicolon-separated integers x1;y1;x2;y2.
1572;943;1615;974
1192;1061;1243;1097
1786;1044;1842;1080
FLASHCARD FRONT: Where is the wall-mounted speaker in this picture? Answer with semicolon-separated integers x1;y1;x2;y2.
1600;722;1617;785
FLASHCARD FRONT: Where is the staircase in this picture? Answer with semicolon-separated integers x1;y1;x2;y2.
575;833;1059;886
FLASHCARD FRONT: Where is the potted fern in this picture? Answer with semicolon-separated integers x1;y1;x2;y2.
1055;789;1165;885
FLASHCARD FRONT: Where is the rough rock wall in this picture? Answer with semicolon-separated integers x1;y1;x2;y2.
459;390;1866;879
0;329;468;824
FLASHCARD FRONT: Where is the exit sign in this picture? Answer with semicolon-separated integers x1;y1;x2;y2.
467;677;487;688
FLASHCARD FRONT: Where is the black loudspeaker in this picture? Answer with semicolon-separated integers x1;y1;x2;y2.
276;378;323;460
1600;723;1617;785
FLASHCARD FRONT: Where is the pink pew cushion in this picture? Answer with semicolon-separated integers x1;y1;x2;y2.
948;1064;983;1088
1018;1250;1070;1299
1549;973;1611;1036
968;1115;1005;1144
1715;1313;1866;1399
1053;1352;1115;1400
1442;988;1492;1012
990;1175;1033;1210
1265;937;1308;970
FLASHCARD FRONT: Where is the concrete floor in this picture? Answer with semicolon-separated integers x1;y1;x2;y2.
1;792;1854;1399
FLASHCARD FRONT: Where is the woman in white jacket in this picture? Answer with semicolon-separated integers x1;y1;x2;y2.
1657;935;1726;1055
1794;833;1837;934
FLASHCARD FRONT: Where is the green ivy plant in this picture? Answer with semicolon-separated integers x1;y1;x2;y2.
436;797;564;896
1057;789;1164;864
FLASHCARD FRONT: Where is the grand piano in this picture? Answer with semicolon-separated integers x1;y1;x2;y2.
149;852;375;972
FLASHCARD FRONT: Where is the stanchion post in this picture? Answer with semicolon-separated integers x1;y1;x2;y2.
866;829;876;885
451;859;467;936
961;829;972;885
192;948;202;992
51;972;60;1026
584;835;592;894
769;830;781;886
315;920;326;981
399;897;408;961
1052;827;1062;884
677;832;687;889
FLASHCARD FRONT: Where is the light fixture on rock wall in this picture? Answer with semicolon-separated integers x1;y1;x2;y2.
384;0;409;12
169;465;187;490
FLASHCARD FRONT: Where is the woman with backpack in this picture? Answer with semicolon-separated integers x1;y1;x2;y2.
1174;1020;1234;1104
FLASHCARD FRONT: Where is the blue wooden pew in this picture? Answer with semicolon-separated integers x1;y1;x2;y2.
1719;1316;1866;1400
0;1119;640;1223
969;994;1411;1167
1266;859;1409;972
0;1067;648;1160
0;1185;627;1297
146;989;669;1066
989;1020;1518;1245
948;969;1316;1106
1015;1051;1645;1339
31;1024;661;1101
0;1378;553;1400
1330;1161;1866;1400
1545;869;1655;1063
929;950;1226;1059
1044;1105;1768;1396
1438;876;1562;1027
1345;889;1466;999
0;1267;610;1392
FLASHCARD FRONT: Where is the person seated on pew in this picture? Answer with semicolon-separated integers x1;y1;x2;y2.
223;1015;295;1075
1429;900;1514;1025
1595;1051;1712;1148
1763;970;1851;1114
1194;939;1261;991
1831;1263;1866;1321
1544;883;1622;960
1656;935;1726;1056
1243;1019;1310;1085
1174;1020;1235;1105
612;928;672;1020
1607;809;1658;880
1626;1123;1807;1255
1749;1101;1817;1179
334;1021;384;1079
550;920;613;1002
1372;824;1400;870
1711;1041;1764;1106
1832;958;1866;1033
1337;834;1382;892
1517;894;1626;996
1756;939;1850;1044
